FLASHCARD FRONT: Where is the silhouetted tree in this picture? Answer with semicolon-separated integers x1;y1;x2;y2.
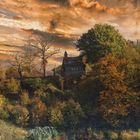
32;37;59;77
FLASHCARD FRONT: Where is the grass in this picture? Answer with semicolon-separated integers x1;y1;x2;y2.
68;128;140;140
0;120;27;140
120;130;140;140
0;120;140;140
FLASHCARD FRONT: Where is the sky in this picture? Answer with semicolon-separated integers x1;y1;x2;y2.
0;0;140;69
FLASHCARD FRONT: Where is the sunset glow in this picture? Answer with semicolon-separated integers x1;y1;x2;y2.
0;0;139;67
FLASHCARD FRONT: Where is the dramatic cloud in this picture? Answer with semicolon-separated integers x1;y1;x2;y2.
0;0;139;69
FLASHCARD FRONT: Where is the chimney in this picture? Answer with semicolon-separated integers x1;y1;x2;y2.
64;51;68;58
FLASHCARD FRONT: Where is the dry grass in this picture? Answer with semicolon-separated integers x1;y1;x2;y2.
121;130;140;140
0;120;27;140
0;120;140;140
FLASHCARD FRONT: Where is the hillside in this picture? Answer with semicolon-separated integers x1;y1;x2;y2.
0;120;27;140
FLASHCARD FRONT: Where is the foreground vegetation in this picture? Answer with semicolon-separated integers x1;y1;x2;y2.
0;120;140;140
0;120;27;140
0;24;139;139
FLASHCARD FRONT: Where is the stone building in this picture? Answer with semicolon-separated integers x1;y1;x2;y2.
61;51;85;78
60;51;88;90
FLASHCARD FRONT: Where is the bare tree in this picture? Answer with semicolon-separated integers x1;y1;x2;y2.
11;53;25;79
32;37;60;77
10;35;59;78
23;40;38;76
10;40;37;78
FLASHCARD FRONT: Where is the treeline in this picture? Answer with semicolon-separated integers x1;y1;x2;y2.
0;24;139;131
75;24;140;129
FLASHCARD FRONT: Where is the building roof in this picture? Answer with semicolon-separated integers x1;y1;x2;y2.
63;56;83;67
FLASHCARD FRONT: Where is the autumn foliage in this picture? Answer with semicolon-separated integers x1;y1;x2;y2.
0;24;139;130
97;54;139;126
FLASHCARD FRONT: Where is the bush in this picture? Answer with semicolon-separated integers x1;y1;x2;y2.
62;99;85;129
0;66;5;80
22;78;44;95
5;66;18;79
7;104;29;126
0;95;7;107
47;99;85;129
20;91;30;105
30;97;47;126
103;130;118;140
0;108;9;120
34;89;48;104
4;78;20;93
138;129;140;140
0;95;9;120
47;103;64;127
121;130;138;140
48;108;64;127
110;131;118;140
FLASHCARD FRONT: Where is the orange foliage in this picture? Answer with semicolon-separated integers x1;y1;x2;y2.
7;104;29;126
97;54;138;126
20;91;30;105
30;97;47;126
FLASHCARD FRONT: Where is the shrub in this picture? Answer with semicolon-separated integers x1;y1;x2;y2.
121;130;138;140
30;97;47;126
20;91;30;105
0;95;9;120
0;108;9;120
0;95;7;107
138;129;140;140
47;99;85;129
4;78;20;93
61;99;85;129
48;108;64;127
0;66;5;80
103;130;111;139
110;131;118;140
22;78;44;93
5;66;18;79
48;103;64;127
7;104;29;126
34;89;47;104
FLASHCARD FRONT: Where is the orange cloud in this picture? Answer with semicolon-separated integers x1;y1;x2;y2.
70;0;123;15
0;0;139;68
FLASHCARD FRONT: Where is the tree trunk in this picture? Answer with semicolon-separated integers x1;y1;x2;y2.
42;50;46;78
